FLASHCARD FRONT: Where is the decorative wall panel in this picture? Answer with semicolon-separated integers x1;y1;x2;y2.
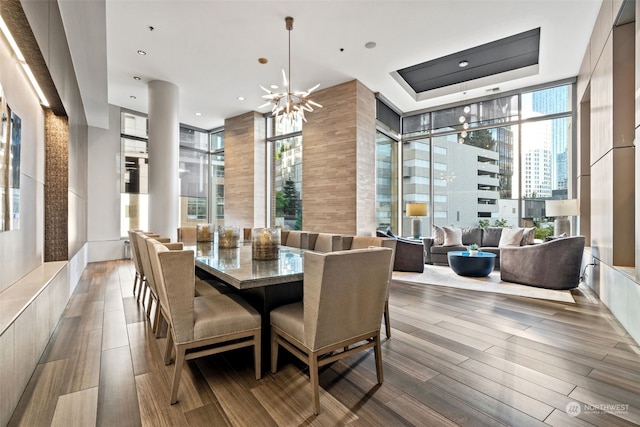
302;80;376;235
45;109;68;261
224;111;266;228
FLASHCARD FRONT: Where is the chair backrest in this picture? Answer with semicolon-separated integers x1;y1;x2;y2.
348;236;397;296
303;247;393;351
147;239;171;316
135;233;156;293
285;231;308;248
177;227;197;245
312;233;343;253
148;239;196;343
128;230;144;275
158;249;197;344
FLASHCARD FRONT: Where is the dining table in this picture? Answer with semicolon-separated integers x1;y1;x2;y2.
191;241;306;366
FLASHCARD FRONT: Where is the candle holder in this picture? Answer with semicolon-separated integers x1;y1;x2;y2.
252;228;281;260
218;226;240;249
196;223;215;242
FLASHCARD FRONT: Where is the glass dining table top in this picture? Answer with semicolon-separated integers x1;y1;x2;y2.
191;242;305;290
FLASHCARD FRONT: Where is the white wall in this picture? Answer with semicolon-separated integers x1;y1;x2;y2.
0;23;45;292
87;104;123;262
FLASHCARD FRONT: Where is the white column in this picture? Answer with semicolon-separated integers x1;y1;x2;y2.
148;80;179;240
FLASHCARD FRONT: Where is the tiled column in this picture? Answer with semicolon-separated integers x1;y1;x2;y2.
148;80;179;239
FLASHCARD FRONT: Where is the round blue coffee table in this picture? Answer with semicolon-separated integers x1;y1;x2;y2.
447;251;496;277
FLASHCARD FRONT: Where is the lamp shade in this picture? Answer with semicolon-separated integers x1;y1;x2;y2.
545;199;579;217
406;203;427;217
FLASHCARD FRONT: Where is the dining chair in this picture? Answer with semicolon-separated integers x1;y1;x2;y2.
176;227;197;245
147;239;262;404
127;230;143;298
151;242;262;404
145;238;231;336
129;230;169;304
312;233;343;252
349;236;397;338
270;247;394;414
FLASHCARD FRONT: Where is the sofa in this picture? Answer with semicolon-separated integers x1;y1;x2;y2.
500;236;585;289
424;225;536;268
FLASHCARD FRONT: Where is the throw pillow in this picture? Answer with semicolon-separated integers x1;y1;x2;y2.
432;225;444;245
520;227;535;245
461;227;483;246
482;227;503;247
443;226;463;246
498;227;525;247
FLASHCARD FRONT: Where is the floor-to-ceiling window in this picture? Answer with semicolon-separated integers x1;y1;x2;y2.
209;129;225;223
268;116;303;230
120;110;149;237
376;98;401;233
178;126;209;228
401;81;572;237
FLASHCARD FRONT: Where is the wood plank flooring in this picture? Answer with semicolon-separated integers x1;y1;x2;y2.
8;260;640;426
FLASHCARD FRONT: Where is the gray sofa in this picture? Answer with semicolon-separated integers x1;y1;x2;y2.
500;236;585;289
424;226;536;268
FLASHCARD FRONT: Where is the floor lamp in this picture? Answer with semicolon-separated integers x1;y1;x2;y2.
545;199;579;236
406;203;427;239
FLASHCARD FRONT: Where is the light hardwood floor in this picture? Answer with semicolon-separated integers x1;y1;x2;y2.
8;260;640;426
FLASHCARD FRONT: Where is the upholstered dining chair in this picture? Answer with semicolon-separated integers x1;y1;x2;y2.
144;238;230;336
349;236;397;338
176;227;197;245
312;233;343;253
284;230;319;249
129;230;169;304
127;230;144;298
149;240;262;404
270;247;394;414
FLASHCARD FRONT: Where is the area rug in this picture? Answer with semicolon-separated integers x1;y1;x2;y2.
392;264;575;303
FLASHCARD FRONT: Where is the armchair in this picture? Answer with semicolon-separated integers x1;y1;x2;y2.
270;247;393;414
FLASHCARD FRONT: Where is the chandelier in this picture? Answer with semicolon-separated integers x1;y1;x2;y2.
260;17;321;124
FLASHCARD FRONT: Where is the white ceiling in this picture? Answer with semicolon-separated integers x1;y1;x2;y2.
61;0;603;130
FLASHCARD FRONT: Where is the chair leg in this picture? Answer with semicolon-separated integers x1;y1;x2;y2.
164;329;174;365
137;279;146;303
374;333;384;384
309;352;320;415
254;330;262;380
170;346;186;404
146;291;154;319
270;329;279;374
155;314;166;338
151;301;161;333
132;273;139;297
384;300;391;339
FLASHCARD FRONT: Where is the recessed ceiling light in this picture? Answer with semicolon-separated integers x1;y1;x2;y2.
130;95;137;100
237;96;245;101
195;112;202;116
133;76;141;81
458;60;469;68
364;41;376;49
137;50;147;55
270;84;279;89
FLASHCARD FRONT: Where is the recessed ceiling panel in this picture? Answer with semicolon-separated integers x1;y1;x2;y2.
396;28;541;95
